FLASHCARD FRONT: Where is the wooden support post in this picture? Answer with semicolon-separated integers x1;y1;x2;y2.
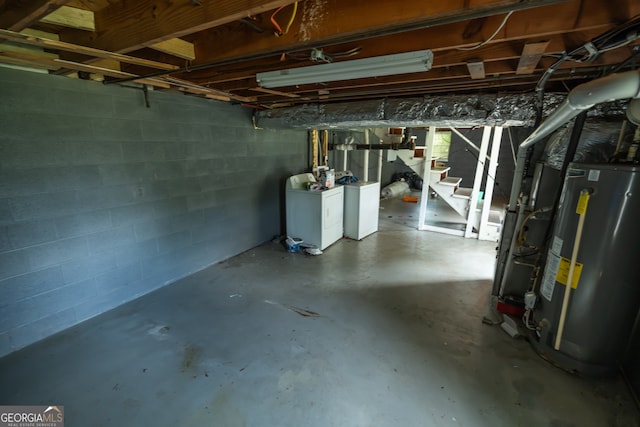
311;129;319;177
323;130;329;167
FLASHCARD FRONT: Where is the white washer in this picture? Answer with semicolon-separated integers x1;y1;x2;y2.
285;173;344;250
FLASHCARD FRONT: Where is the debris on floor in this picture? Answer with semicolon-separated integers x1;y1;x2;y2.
403;195;419;203
285;236;303;252
303;247;322;256
264;300;321;317
500;315;521;338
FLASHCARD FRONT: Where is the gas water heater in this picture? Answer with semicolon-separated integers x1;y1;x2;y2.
531;163;640;375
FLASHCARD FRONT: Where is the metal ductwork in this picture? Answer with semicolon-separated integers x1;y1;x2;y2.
508;70;640;211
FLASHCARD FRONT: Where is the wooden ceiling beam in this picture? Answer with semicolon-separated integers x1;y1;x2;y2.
184;29;610;91
181;26;609;86
40;5;94;31
0;54;59;71
256;69;606;106
0;48;254;103
325;53;632;94
150;38;195;61
60;0;300;53
161;76;257;103
249;87;301;98
320;50;634;94
165;0;627;73
0;49;170;87
231;48;634;102
0;0;72;31
59;0;563;64
0;29;179;70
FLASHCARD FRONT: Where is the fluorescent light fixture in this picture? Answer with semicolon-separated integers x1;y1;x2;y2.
256;50;433;88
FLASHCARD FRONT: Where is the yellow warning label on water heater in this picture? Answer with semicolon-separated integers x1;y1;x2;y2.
556;257;583;289
575;190;590;215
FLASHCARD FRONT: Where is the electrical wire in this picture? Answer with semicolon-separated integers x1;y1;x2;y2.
271;2;298;36
529;266;541;293
610;45;640;74
534;15;640;125
523;310;538;331
517;208;545;248
284;2;298;34
513;260;537;268
331;47;362;58
285;47;362;62
456;12;513;51
239;18;265;33
271;6;285;35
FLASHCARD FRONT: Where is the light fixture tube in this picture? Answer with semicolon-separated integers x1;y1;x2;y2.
256;49;433;88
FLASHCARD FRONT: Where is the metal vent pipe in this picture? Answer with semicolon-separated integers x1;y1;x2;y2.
508;71;640;211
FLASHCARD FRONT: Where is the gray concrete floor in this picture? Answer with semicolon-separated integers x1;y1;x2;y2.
1;197;638;427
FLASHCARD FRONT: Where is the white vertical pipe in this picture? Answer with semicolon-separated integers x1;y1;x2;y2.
377;137;383;183
479;126;503;240
363;130;370;181
343;150;348;171
418;126;436;231
363;150;370;181
465;126;492;238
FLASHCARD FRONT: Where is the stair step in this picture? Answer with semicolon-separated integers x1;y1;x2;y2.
429;167;450;182
439;177;462;187
452;187;472;199
487;210;503;225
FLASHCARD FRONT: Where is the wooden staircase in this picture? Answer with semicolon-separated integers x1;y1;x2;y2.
394;147;502;240
428;170;472;218
395;149;472;218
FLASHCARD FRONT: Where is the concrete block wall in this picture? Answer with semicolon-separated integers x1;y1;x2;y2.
0;68;307;356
